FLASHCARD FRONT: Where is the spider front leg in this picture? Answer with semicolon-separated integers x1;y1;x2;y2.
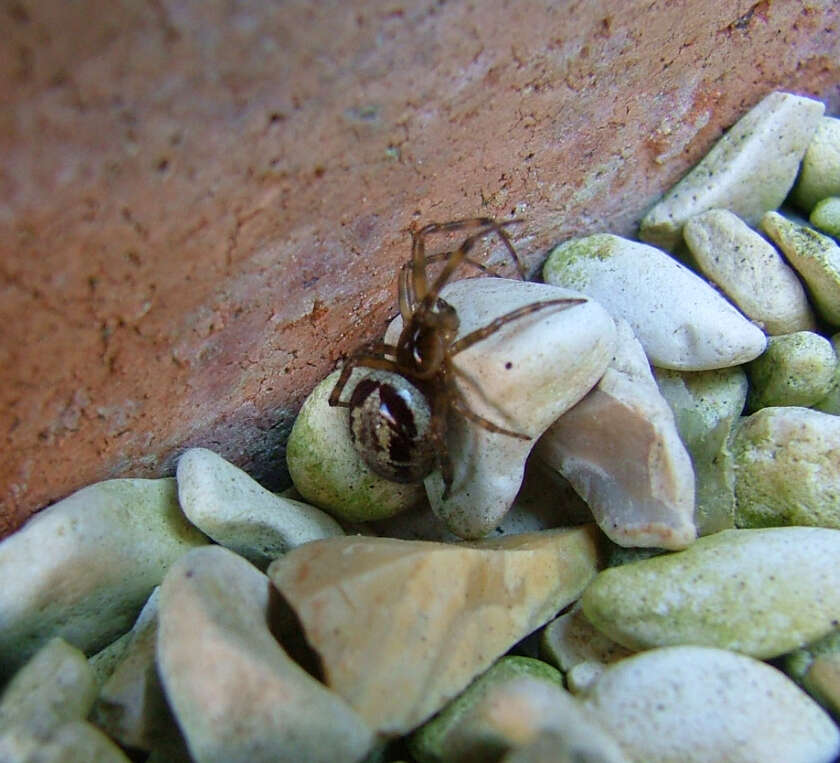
328;343;400;408
409;217;524;311
449;297;587;356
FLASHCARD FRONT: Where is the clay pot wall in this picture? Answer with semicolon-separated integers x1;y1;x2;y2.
2;0;838;536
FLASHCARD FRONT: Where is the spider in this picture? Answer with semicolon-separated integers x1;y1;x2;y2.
328;217;585;498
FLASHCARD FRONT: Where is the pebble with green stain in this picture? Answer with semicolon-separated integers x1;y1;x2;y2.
0;478;209;680
815;332;840;414
746;331;837;410
786;628;840;720
582;645;840;763
811;197;840;238
733;406;840;529
582;526;840;658
639;91;825;249
286;369;428;522
544;233;766;370
791;116;840;211
0;638;98;761
761;211;840;325
653;365;746;535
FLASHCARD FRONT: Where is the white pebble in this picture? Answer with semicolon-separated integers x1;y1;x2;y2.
544;233;766;370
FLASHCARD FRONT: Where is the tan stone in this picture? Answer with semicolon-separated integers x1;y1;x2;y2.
537;320;696;550
157;545;373;763
266;527;601;735
3;2;838;537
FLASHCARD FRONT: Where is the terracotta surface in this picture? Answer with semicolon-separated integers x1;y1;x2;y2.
1;0;838;537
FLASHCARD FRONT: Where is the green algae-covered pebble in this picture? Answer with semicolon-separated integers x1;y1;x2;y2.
0;479;209;680
746;331;837;410
761;211;840;326
786;629;840;718
815;333;840;414
811;197;840;239
791;116;840;211
653;366;747;534
733;406;840;529
408;656;564;763
286;370;426;522
581;526;840;659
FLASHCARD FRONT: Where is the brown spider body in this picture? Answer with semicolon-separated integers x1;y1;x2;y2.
329;217;585;498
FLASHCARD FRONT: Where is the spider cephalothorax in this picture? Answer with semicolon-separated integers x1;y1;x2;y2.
329;217;585;498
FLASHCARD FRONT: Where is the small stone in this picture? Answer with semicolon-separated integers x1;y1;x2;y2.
786;629;840;718
267;526;601;735
653;366;746;535
811;197;840;238
746;331;837;410
583;646;840;763
286;370;427;522
540;603;634;694
761;211;840;325
384;277;616;539
0;478;208;680
582;526;840;659
639;91;825;249
176;447;343;568
815;333;840;414
22;721;132;763
544;234;767;370
408;656;565;763
733;406;840;529
411;661;628;763
536;320;696;550
157;545;374;763
791;116;840;211
0;639;97;758
88;632;133;689
683;208;816;334
90;589;174;752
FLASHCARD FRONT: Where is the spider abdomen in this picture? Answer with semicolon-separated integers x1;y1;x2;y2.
348;373;436;483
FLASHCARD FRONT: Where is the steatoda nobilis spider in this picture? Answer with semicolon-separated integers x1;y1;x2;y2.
328;217;585;498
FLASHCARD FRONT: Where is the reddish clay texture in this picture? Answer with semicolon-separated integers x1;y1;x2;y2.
1;1;839;536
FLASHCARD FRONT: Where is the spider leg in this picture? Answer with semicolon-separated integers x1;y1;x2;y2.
328;344;399;408
417;217;526;278
449;297;587;356
426;383;455;499
449;382;531;440
412;217;525;309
